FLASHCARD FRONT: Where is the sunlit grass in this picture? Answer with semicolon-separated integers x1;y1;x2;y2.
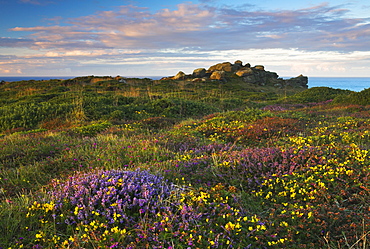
1;99;369;248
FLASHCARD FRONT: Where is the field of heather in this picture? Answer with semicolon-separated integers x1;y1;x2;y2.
0;78;369;248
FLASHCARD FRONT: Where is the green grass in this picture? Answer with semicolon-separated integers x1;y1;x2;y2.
0;77;369;248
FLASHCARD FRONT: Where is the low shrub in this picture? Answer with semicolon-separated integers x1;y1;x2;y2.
281;87;352;104
333;88;370;105
72;121;111;136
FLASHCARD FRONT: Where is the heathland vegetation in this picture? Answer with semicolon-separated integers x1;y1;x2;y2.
0;66;369;248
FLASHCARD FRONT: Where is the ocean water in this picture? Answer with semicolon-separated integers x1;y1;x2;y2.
1;76;369;92
308;77;369;92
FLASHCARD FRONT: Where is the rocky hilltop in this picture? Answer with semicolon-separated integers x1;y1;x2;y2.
161;60;308;89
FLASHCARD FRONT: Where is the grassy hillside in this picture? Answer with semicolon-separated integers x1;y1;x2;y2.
0;76;307;133
0;77;369;248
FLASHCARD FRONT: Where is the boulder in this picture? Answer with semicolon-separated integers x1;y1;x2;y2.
254;65;265;71
173;71;186;80
193;68;206;78
208;62;240;73
286;75;308;88
235;68;253;77
208;62;230;72
210;71;225;80
160;60;307;89
234;60;243;66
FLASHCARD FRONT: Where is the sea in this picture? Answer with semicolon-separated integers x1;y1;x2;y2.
0;76;369;92
306;77;369;92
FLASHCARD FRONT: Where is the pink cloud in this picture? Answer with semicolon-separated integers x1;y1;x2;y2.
5;2;370;53
10;26;70;32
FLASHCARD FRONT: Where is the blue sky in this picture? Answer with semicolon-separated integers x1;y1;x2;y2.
1;0;370;77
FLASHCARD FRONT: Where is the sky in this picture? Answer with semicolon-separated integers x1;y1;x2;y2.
0;0;370;77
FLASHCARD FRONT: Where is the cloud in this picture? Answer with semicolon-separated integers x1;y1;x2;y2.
2;2;370;76
5;2;370;53
1;46;369;77
211;3;370;51
0;37;36;48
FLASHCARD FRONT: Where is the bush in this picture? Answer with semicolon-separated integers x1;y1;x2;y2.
145;98;220;118
281;87;352;104
72;121;111;136
333;88;370;105
140;117;176;130
0;102;73;132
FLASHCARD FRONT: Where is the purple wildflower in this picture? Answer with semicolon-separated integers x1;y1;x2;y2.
49;169;175;226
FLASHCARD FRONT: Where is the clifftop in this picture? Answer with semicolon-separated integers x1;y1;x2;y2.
161;60;308;89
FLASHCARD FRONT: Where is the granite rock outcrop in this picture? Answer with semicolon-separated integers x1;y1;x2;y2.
161;60;308;89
